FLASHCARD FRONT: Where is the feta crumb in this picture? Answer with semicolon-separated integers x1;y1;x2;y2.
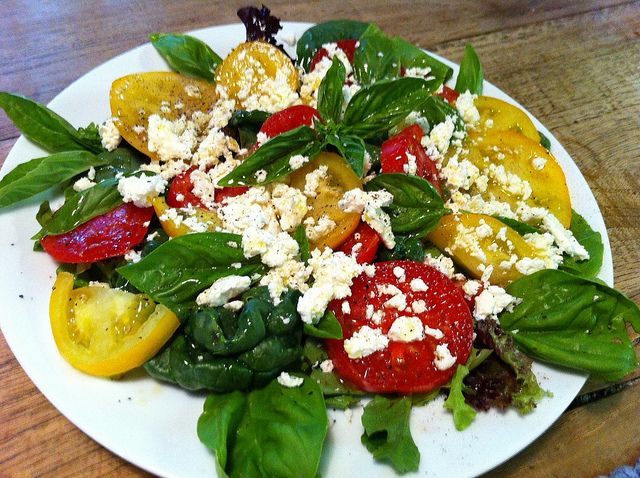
455;91;480;126
473;285;518;322
532;156;547;170
73;176;96;192
388;316;424;343
277;372;304;388
410;278;428;292
343;326;389;359
147;114;197;162
424;325;444;340
99;118;122;151
124;250;142;263
117;174;167;208
195;275;251;307
319;359;334;373
462;280;482;297
341;300;351;315
289;154;309;170
223;300;244;312
303;165;329;198
412;300;427;313
423;253;456;279
434;343;457;371
339;189;395;248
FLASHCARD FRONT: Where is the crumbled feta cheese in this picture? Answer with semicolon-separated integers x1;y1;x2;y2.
455;91;480;126
364;264;376;277
99;118;122;151
341;301;351;315
117;174;167;208
393;266;406;282
532;156;547;170
403;152;418;175
412;300;427;313
303;215;336;242
124;250;142;263
462;280;482;297
277;372;304;388
218;187;279;234
303;165;328;198
271;183;308;232
195;275;251;307
388;316;424;342
424;116;456;155
541;213;589;260
343;326;389;359
146;231;159;242
473;285;518;322
242;227;299;268
410;278;428;292
289;154;309;170
254;169;267;183
404;66;433;78
423;253;456;278
339;189;395;248
319;359;334;373
147;114;197;162
223;300;244;312
259;259;311;304
424;325;444;340
73;176;96;192
434;343;457;371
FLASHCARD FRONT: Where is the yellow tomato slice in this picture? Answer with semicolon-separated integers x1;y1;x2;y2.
288;152;362;250
473;96;540;141
50;272;180;377
454;131;572;228
110;72;219;159
215;41;299;110
428;214;541;286
152;196;223;237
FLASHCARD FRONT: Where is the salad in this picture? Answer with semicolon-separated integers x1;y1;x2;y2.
0;5;638;477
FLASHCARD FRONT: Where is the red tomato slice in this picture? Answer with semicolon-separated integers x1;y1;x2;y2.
41;203;153;263
338;222;380;264
381;124;442;194
437;86;460;104
258;104;320;139
326;260;474;393
309;39;358;71
166;167;205;208
214;186;249;204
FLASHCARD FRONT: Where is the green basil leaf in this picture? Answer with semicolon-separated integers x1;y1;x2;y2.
218;126;321;186
538;130;552;150
0;151;106;208
325;133;365;177
198;377;328;478
296;20;370;72
492;215;540;235
392;37;453;86
303;310;343;339
229;110;270;149
0;92;103;153
150;33;222;81
443;365;476;431
559;210;603;278
416;95;465;132
76;122;104;152
353;24;400;85
361;395;420;474
455;43;483;95
375;235;425;262
342;78;436;139
93;146;145;182
33;177;123;239
317;57;346;123
118;232;265;318
35;200;53;227
365;173;446;236
293;224;310;262
502;270;640;380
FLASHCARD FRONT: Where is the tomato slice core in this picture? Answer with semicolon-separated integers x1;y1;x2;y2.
326;260;474;393
41;203;153;263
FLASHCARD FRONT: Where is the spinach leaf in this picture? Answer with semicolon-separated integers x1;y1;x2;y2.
365;173;446;236
559;210;603;278
118;232;266;318
33;177;123;239
150;33;222;81
353;24;400;85
342;78;436;139
361;395;420;474
198;377;328;478
303;310;343;339
392;37;453;86
317;57;346;123
455;43;483;95
293;224;310;262
0;92;103;153
443;365;476;431
325;133;365;177
296;20;370;72
538;130;552;150
501;270;640;381
493;215;539;235
376;235;425;262
0;151;106;208
218;126;322;186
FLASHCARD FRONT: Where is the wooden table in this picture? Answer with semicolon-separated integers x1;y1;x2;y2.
1;1;638;476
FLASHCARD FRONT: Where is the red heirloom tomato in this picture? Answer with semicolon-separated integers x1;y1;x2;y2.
326;260;474;394
166;167;206;208
381;124;442;194
258;104;320;139
309;39;358;71
437;85;460;104
338;222;381;264
41;203;153;263
214;186;249;203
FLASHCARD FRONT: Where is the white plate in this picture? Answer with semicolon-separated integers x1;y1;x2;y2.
0;22;613;478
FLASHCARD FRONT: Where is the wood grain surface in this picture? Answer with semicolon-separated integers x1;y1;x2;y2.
1;1;639;477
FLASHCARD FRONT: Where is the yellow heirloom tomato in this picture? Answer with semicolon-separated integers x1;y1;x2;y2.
152;197;223;238
288;152;362;250
215;41;299;111
472;96;540;141
50;272;180;377
110;72;219;158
